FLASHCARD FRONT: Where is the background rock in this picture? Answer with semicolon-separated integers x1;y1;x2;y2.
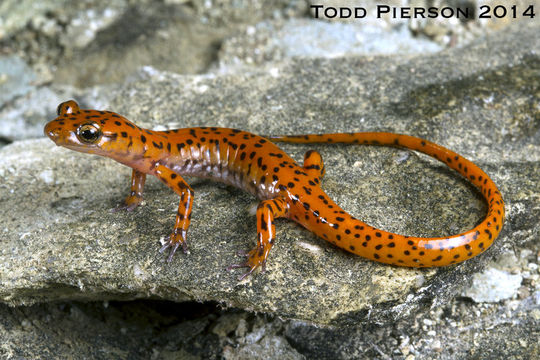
0;0;538;358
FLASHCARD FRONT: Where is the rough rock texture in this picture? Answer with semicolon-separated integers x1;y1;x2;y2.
0;0;539;358
2;20;539;325
0;0;307;86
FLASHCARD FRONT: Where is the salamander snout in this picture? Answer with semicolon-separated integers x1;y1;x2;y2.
44;121;60;141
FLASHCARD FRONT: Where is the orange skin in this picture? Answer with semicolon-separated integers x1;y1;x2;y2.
44;100;505;279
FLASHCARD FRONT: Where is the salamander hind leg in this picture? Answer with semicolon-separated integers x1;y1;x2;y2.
228;198;289;280
303;150;325;181
112;169;146;212
154;165;194;261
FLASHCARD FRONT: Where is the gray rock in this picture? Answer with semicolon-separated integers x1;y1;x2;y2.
1;22;538;333
1;0;307;87
0;56;35;105
217;19;442;71
462;267;523;302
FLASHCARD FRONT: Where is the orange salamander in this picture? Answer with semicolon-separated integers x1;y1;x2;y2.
44;100;505;279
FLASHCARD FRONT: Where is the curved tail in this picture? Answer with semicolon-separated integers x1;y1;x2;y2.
271;133;504;267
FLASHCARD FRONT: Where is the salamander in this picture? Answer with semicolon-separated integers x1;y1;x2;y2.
44;100;505;279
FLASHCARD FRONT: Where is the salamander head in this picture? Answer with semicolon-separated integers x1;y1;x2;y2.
44;100;141;156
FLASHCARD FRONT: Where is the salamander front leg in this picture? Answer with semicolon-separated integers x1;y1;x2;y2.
154;165;194;261
113;169;146;212
228;198;289;280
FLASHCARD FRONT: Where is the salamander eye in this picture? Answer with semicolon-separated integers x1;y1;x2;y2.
77;124;101;143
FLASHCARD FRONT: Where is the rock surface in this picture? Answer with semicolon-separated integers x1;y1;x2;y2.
2;20;539;326
0;1;539;358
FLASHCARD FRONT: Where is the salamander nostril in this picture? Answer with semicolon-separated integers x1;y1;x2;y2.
44;122;59;140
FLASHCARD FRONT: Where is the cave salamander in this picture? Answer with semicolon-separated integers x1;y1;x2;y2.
44;101;505;279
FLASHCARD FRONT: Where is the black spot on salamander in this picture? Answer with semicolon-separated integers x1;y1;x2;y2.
140;135;147;143
186;139;193;145
250;152;256;160
152;141;163;149
120;131;128;138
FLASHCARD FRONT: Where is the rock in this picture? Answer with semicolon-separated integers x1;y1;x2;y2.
0;0;539;357
0;56;35;105
462;267;523;302
1;21;538;330
1;0;307;87
217;19;442;71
